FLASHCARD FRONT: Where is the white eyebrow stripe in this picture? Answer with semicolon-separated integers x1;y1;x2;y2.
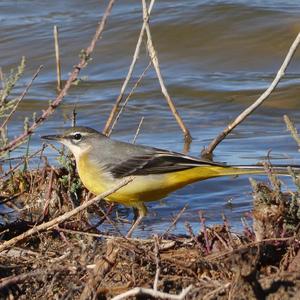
71;132;88;136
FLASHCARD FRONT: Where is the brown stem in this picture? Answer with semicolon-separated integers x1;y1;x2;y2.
53;25;62;91
108;62;151;136
0;0;115;156
142;0;192;144
103;0;155;135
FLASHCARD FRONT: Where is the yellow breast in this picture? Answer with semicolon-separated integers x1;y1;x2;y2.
76;152;174;205
77;152;113;196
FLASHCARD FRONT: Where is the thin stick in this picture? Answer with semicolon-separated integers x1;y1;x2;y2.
203;282;231;300
132;116;144;144
0;146;46;179
202;32;300;157
153;235;161;291
0;270;46;290
199;211;211;254
108;62;151;136
0;176;133;252
161;205;188;238
111;285;193;300
0;65;43;131
284;115;300;149
53;25;62;91
208;236;295;262
184;222;205;252
142;0;192;144
0;0;115;155
42;167;55;219
103;0;155;135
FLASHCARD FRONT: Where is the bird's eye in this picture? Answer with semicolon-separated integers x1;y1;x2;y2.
73;133;82;141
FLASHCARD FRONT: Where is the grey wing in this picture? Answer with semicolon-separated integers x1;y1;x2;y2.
108;148;226;178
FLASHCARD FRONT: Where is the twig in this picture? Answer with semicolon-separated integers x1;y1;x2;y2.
222;213;234;248
0;146;46;179
132;116;144;144
208;236;296;261
103;0;155;135
202;282;231;300
142;0;192;144
199;211;211;254
284;115;300;149
108;62;151;136
0;270;46;290
0;0;115;155
41;167;55;220
153;235;161;291
53;25;62;91
202;32;300;158
0;176;133;252
213;230;230;250
95;204;124;237
185;222;205;252
111;284;193;300
52;228;177;247
241;217;254;240
161;205;188;238
0;65;43;131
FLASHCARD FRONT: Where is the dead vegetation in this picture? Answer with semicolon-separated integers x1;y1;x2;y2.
0;162;299;299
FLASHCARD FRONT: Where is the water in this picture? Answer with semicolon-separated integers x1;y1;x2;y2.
1;0;300;236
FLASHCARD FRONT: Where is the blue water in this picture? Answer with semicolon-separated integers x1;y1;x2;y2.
1;0;300;236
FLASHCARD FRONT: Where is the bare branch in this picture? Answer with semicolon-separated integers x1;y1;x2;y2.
132;116;144;144
284;115;300;150
53;25;62;91
142;0;192;144
108;62;151;136
202;32;300;158
103;0;155;135
153;235;161;291
0;270;46;290
111;284;193;300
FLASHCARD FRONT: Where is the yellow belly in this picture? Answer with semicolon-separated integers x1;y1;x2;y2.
77;154;172;205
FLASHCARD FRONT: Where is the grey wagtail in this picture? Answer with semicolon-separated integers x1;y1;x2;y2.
42;126;298;236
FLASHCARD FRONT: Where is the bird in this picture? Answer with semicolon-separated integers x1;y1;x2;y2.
42;126;297;237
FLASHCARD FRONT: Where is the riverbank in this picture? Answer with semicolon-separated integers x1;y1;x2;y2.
0;165;299;299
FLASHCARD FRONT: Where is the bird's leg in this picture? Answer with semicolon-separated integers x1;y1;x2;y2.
126;214;143;238
126;203;147;238
133;207;140;222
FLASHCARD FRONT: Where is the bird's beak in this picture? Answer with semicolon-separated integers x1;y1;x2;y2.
41;134;63;141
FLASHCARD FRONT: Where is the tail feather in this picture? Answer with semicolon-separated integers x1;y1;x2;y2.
233;164;300;176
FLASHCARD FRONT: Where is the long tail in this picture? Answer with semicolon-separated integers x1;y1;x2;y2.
225;164;300;177
157;164;300;196
166;164;300;190
184;164;300;183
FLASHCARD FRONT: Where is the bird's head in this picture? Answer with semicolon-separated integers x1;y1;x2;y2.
42;126;105;159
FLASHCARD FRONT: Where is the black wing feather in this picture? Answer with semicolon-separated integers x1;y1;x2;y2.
110;151;225;178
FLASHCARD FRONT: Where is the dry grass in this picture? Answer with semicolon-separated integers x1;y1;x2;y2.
0;164;299;299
